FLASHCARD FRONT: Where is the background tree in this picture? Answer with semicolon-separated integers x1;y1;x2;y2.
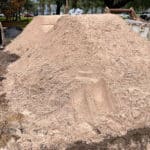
39;0;46;15
0;0;26;21
77;0;104;13
104;0;133;8
2;0;149;17
127;0;150;11
24;0;35;14
56;0;65;14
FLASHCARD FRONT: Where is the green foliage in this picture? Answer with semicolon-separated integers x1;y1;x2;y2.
1;17;32;28
127;0;150;11
0;0;26;21
77;0;104;13
24;0;35;12
1;0;150;17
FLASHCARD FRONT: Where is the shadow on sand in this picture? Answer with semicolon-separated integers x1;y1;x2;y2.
66;127;150;150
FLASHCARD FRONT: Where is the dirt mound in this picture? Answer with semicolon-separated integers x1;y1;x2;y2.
6;15;61;56
3;14;150;149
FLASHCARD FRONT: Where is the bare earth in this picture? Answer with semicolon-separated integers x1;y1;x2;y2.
2;14;150;149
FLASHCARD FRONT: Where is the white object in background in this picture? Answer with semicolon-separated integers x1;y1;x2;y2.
0;14;4;17
126;19;150;40
69;8;83;15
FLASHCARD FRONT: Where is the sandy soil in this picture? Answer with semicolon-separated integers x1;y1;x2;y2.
2;14;150;149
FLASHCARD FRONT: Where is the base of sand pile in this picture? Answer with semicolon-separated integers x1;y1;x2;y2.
2;14;150;149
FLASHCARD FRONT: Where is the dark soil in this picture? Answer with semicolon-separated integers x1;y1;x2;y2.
0;50;20;148
66;127;150;150
0;50;19;112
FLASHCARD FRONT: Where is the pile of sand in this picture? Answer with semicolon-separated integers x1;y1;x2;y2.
3;14;150;149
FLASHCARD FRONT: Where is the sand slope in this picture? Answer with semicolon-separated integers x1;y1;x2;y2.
3;14;150;149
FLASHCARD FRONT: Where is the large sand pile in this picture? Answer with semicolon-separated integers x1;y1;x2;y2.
3;14;150;149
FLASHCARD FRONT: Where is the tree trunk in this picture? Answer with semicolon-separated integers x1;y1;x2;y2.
56;5;61;14
56;0;63;15
42;3;45;15
0;28;2;45
18;9;21;21
15;12;18;21
64;0;69;14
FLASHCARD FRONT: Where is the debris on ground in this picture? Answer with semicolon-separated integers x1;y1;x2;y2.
126;19;150;40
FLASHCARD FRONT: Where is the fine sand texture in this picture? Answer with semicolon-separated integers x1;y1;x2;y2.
3;14;150;149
